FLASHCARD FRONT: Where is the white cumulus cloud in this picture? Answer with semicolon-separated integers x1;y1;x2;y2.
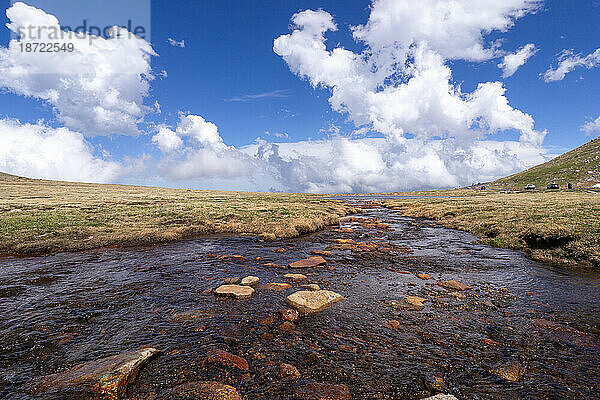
581;117;600;137
0;2;157;136
498;43;538;78
274;3;545;146
153;114;256;180
0;118;121;182
543;48;600;82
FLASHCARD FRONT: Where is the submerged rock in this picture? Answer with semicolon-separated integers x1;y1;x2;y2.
206;349;249;372
263;262;283;269
173;310;212;322
284;273;308;282
417;273;432;280
421;395;459;400
311;250;332;256
404;296;427;311
289;256;327;269
489;360;524;382
157;381;241;400
240;276;259;286
293;382;352;399
31;347;160;398
438;280;471;291
285;290;344;314
223;277;241;285
385;319;401;330
213;285;255;299
278;363;301;380
280;308;299;322
267;282;291;291
302;284;321;291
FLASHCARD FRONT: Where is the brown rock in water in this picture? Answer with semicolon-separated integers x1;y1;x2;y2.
278;321;296;332
280;308;299;322
339;228;353;233
157;381;241;400
213;285;254;299
404;296;427;310
302;284;321;291
421;395;459;400
438;280;471;291
205;349;249;372
173;310;212;322
289;256;327;269
293;382;352;400
267;282;291;291
31;347;160;398
272;247;287;253
284;273;308;282
231;255;246;262
217;255;228;260
263;262;283;269
258;314;277;326
285;290;344;314
489;360;524;382
240;276;259;286
386;319;401;330
417;273;432;280
223;277;241;285
279;363;301;380
311;250;332;256
335;239;355;244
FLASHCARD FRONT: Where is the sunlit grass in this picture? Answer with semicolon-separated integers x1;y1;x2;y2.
0;174;352;255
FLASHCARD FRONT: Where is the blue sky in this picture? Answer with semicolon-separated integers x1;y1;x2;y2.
0;0;599;192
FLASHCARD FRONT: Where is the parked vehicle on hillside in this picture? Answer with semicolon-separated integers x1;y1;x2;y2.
524;184;535;190
547;183;559;190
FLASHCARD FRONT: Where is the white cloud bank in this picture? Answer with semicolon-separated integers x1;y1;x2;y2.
264;0;549;191
498;43;538;78
0;119;121;182
543;48;600;82
0;1;552;193
0;2;156;136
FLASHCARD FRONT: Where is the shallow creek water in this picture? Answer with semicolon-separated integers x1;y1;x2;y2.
0;204;599;399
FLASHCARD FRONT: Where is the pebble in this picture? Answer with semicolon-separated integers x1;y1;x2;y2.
240;276;259;286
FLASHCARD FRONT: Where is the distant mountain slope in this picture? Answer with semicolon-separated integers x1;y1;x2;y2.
491;137;600;189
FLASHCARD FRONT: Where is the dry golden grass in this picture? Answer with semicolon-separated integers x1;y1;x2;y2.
0;174;353;255
384;190;600;269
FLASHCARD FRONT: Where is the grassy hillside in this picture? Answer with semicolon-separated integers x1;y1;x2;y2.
0;174;352;255
385;191;600;269
491;137;600;189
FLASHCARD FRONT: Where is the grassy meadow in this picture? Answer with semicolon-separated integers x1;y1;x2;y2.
0;173;352;255
384;190;600;268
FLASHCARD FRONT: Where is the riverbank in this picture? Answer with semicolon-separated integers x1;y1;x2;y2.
0;174;353;255
383;190;600;269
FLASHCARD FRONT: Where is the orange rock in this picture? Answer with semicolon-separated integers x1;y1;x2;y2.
417;273;432;280
278;363;301;381
438;280;471;291
289;256;327;269
271;248;287;253
311;250;332;256
217;255;228;260
231;255;246;261
206;349;249;372
339;228;353;233
335;239;355;244
278;321;296;332
280;308;299;322
386;319;401;330
263;262;282;269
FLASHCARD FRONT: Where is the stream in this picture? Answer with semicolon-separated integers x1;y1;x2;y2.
0;203;599;399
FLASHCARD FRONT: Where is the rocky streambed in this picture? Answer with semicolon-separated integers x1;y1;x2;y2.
0;203;599;399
